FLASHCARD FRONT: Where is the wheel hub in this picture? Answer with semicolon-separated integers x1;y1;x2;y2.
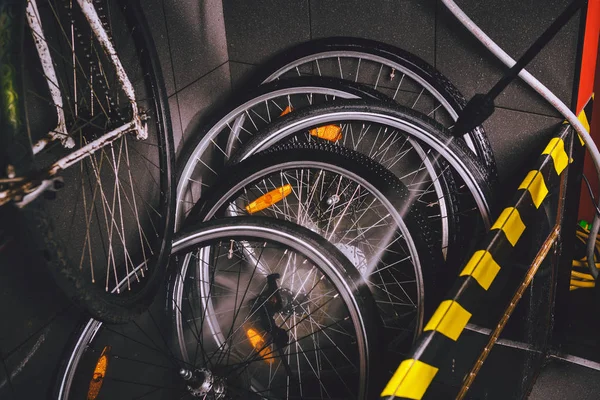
278;287;307;317
180;368;226;399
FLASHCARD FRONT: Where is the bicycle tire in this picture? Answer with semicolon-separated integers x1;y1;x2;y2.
250;36;498;183
186;141;443;351
55;216;380;399
175;77;461;266
176;76;390;227
2;0;175;323
233;99;496;232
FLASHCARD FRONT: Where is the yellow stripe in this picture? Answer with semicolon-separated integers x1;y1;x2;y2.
380;359;438;399
491;207;526;246
542;138;568;175
459;250;501;290
564;110;589;146
518;170;548;209
576;109;590;146
423;300;472;341
578;110;590;133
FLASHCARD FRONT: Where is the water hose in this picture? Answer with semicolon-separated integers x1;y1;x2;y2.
442;0;600;278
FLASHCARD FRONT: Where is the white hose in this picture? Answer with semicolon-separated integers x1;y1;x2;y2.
442;0;600;275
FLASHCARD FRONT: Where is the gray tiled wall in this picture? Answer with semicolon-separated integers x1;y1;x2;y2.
142;0;231;154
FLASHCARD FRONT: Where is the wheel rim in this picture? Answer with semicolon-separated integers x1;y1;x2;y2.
236;109;493;229
176;86;362;228
21;0;172;299
260;50;478;153
171;222;373;399
197;158;426;347
57;222;373;399
176;84;452;259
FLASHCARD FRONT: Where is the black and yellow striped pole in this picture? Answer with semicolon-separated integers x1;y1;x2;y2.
380;127;573;399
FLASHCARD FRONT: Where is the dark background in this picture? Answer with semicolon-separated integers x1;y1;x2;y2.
0;0;592;398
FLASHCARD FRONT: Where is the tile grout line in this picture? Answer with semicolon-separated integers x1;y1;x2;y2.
228;59;257;67
171;60;230;97
495;105;564;119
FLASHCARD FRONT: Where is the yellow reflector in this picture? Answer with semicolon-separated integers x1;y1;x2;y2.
246;328;274;364
245;184;292;214
309;125;342;142
87;346;110;400
280;106;293;116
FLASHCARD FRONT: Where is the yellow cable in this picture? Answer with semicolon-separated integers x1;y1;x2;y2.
571;270;595;280
570;280;595;288
572;260;600;267
570;226;600;293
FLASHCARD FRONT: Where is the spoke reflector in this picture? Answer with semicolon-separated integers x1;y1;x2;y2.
246;328;274;363
309;125;342;142
245;184;292;214
279;106;293;116
87;346;110;400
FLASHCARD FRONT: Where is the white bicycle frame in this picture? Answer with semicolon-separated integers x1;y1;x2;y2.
0;0;147;206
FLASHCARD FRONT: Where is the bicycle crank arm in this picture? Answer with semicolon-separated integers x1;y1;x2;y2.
15;177;64;208
0;176;63;207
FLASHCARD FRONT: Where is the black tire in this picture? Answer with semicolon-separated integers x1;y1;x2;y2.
172;217;382;399
55;217;381;399
232;100;495;273
1;0;175;323
186;141;444;353
175;77;462;271
250;36;498;183
175;76;392;227
234;100;497;230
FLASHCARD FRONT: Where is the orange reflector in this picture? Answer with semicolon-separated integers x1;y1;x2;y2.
87;346;110;400
309;125;342;142
246;328;274;363
245;184;292;214
280;106;293;116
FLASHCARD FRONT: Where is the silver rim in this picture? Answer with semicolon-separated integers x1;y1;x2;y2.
171;222;372;399
236;110;492;229
22;0;170;294
261;49;478;153
199;160;426;342
58;222;372;399
175;86;359;228
175;86;451;257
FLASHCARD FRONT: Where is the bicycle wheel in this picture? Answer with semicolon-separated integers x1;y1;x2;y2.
251;36;497;181
176;76;389;227
56;217;380;399
234;100;496;237
176;77;461;264
186;142;443;353
0;0;175;323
